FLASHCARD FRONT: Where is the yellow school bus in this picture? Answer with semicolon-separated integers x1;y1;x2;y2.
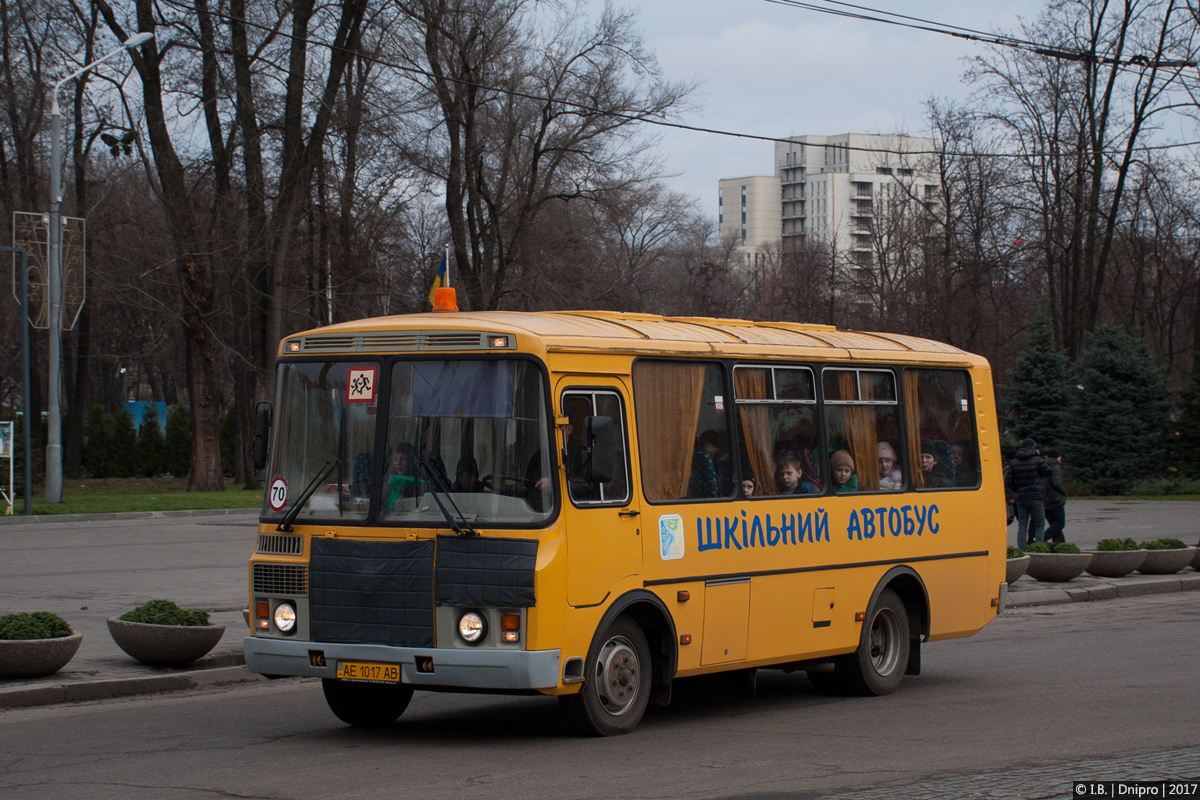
244;305;1007;735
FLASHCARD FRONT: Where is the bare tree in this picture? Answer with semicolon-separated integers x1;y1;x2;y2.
396;0;692;311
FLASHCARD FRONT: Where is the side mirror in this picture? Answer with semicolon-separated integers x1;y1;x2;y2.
584;415;614;484
252;403;272;472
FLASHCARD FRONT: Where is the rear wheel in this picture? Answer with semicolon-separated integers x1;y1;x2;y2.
560;615;652;736
321;679;414;726
806;588;909;696
840;588;909;696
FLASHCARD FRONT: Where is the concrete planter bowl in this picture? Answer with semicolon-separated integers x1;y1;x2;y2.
1085;549;1146;578
0;633;83;679
1006;554;1031;584
1136;547;1196;575
107;619;225;666
1026;552;1093;583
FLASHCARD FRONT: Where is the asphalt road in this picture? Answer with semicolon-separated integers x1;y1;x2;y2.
1;591;1197;800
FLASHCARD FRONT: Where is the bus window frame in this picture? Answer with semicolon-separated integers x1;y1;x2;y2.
902;366;981;493
630;357;737;506
732;363;825;497
560;388;633;508
263;352;562;531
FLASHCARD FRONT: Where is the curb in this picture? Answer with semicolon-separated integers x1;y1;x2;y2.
0;508;259;526
0;662;269;711
1006;572;1200;608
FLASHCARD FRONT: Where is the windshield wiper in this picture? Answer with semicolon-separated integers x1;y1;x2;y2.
277;459;340;532
417;458;478;537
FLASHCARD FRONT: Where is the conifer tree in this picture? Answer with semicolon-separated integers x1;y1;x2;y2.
1005;315;1071;448
1064;325;1170;494
165;406;193;479
137;406;166;478
83;405;114;479
111;409;139;478
1172;355;1200;477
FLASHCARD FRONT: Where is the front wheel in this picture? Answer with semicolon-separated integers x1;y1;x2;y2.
560;616;652;736
321;679;414;726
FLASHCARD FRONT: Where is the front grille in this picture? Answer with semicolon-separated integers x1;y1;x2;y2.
256;534;303;555
361;333;420;350
252;563;308;595
291;330;503;354
309;538;434;647
300;335;355;352
423;332;485;348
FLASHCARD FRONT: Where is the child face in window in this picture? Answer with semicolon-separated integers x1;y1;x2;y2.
921;453;936;472
951;444;965;467
833;465;853;486
776;463;802;490
879;456;895;475
741;479;755;497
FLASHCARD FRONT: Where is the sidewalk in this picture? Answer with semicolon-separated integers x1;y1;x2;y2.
1;500;1197;711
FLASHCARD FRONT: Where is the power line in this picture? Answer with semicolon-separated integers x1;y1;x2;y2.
148;0;1200;162
762;0;1197;69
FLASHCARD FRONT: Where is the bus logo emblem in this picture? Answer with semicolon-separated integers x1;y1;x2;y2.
659;514;684;560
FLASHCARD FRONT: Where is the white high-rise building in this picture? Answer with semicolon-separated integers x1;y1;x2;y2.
719;133;940;278
717;175;781;272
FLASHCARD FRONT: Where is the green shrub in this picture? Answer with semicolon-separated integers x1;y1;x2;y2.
0;611;74;640
1051;542;1082;554
1025;542;1052;553
165;405;192;478
1128;475;1200;496
120;599;211;626
137;405;166;477
1142;538;1187;550
111;407;139;477
1096;538;1140;551
1007;546;1025;559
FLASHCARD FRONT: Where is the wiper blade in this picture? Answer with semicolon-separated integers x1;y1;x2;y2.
417;458;478;537
276;459;340;532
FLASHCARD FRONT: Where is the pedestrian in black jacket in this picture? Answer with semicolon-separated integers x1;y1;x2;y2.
1043;448;1068;543
1004;438;1052;550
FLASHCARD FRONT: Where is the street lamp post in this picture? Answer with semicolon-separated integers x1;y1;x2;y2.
45;32;152;503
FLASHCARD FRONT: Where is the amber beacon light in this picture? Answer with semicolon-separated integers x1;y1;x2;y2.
433;287;458;312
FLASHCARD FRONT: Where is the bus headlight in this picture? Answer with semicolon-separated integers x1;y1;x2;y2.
273;602;297;634
458;611;486;644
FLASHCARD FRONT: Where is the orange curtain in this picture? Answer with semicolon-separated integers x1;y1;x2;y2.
633;362;705;501
734;369;778;494
840;372;880;491
903;370;924;489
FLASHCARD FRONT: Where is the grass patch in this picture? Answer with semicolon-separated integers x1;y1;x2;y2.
4;478;262;516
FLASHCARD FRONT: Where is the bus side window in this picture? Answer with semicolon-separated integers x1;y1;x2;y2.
903;369;979;489
633;361;730;502
822;368;900;492
734;365;818;496
562;390;631;505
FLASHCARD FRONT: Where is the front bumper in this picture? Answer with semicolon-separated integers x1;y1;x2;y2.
243;636;562;691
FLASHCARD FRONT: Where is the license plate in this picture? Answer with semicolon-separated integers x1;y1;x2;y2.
335;660;401;683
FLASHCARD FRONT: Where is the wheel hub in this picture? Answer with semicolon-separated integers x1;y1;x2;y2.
595;636;640;715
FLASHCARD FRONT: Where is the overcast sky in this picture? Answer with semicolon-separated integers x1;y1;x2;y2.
623;0;1047;214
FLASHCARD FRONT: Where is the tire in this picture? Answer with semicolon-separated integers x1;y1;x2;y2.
839;588;910;696
560;616;652;736
321;679;414;726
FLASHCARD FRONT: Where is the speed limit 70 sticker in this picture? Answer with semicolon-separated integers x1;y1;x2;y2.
268;477;288;511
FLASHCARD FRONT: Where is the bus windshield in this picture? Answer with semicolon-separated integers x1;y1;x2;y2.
263;358;554;527
381;359;553;526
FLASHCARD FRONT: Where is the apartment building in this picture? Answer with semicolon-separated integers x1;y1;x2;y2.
719;133;940;281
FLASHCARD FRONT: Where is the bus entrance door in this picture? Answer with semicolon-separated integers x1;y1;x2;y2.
559;381;641;608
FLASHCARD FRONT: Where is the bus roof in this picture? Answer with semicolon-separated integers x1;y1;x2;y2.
283;310;988;367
